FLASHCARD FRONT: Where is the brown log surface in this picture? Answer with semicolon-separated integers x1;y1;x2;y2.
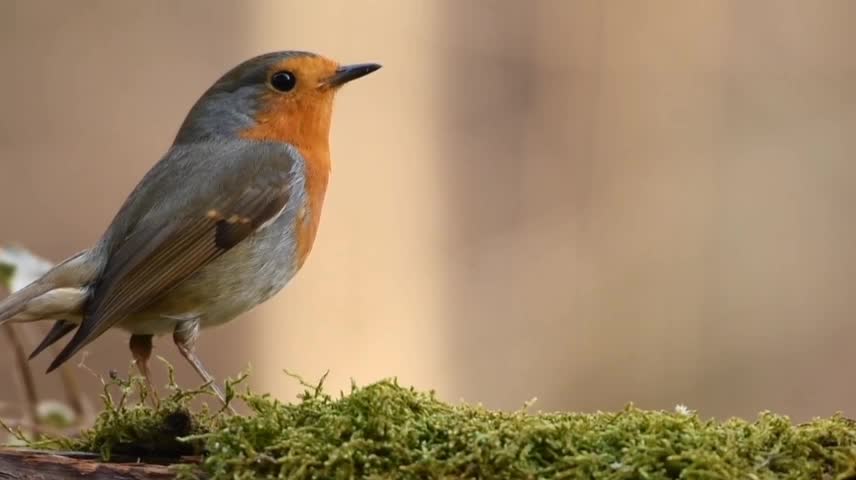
0;448;196;480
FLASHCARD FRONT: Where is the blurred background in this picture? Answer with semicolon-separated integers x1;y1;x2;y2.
1;0;855;423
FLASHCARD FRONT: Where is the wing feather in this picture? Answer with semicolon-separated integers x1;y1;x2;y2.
46;142;297;372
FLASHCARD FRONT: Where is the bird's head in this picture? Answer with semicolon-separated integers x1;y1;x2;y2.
174;51;381;148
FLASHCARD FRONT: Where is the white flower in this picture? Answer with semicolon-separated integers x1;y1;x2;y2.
0;246;54;292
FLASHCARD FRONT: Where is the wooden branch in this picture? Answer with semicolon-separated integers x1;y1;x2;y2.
0;448;199;480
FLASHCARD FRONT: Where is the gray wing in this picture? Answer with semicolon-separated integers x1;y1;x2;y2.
47;141;301;372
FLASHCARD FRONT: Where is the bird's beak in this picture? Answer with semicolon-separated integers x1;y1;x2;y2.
321;63;382;89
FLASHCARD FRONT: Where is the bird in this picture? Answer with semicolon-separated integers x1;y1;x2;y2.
0;51;381;404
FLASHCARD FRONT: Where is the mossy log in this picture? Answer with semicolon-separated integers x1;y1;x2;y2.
5;249;856;478
0;447;194;479
2;374;856;479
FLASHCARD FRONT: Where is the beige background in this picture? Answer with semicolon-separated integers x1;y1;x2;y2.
1;0;855;423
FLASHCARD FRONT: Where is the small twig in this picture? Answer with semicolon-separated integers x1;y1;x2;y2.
58;363;93;423
2;324;39;433
16;322;90;422
0;417;70;436
36;325;96;425
19;322;95;430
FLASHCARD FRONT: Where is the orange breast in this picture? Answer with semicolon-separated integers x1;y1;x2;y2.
240;91;333;272
292;145;330;270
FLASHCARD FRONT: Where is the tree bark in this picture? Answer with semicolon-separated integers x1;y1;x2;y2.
0;448;199;480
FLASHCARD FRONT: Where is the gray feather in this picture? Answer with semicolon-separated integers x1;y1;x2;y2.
0;250;95;325
47;139;304;372
173;51;315;145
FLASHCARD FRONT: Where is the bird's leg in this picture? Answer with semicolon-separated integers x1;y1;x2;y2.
128;334;159;406
173;319;235;413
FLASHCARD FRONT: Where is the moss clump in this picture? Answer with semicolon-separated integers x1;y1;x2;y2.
14;370;856;479
20;364;229;461
181;378;856;480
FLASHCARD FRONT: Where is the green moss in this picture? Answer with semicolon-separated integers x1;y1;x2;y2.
10;369;856;479
0;261;14;290
26;363;230;460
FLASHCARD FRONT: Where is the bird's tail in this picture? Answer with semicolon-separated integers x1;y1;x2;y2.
0;248;95;327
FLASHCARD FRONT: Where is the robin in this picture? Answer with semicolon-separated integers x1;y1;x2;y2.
0;51;381;404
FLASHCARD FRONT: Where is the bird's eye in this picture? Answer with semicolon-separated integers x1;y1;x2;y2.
270;71;297;92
